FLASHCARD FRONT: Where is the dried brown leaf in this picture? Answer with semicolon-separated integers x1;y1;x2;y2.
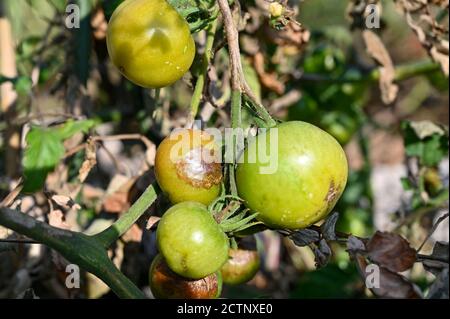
102;175;137;213
146;216;161;230
374;266;422;298
366;231;417;272
289;228;320;247
145;143;156;167
321;212;339;241
363;30;399;104
313;239;332;268
264;20;310;49
79;139;97;183
48;209;71;230
122;224;143;243
253;52;285;94
430;46;449;76
102;192;129;214
51;194;81;210
347;235;367;254
354;254;422;299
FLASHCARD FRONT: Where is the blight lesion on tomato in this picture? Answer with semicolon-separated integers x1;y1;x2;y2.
175;147;223;189
155;129;223;205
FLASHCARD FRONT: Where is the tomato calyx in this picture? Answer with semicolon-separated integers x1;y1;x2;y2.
208;195;264;236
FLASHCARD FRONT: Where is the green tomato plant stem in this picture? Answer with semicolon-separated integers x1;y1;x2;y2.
0;183;159;298
94;183;158;248
190;10;219;119
0;207;146;298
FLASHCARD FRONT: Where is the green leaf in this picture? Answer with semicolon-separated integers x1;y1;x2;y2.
402;121;448;167
167;0;216;33
48;0;68;11
22;119;96;193
14;76;33;95
22;127;66;193
401;177;413;191
55;119;96;140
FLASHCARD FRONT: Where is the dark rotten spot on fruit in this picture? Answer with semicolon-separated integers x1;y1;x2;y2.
175;147;222;189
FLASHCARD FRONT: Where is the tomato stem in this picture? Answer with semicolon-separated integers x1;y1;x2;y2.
0;206;146;298
94;183;158;248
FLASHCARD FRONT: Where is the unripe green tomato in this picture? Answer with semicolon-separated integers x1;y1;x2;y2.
236;121;348;230
221;249;260;285
149;254;222;299
155;129;222;205
106;0;195;88
157;202;230;279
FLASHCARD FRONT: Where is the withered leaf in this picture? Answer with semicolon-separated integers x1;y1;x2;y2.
79;139;97;183
122;223;143;243
51;194;81;210
102;192;129;214
253;52;285;94
264;19;310;49
430;46;449;76
321;212;339;241
373;266;422;299
362;30;399;104
48;209;71;230
347;235;367;255
146;216;161;230
366;231;417;273
313;239;332;268
409;120;446;139
289;228;320;247
354;254;422;299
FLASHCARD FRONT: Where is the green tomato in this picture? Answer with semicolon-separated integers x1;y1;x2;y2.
155;129;222;205
149;254;222;299
157;202;230;279
106;0;195;88
236;121;348;230
221;249;260;285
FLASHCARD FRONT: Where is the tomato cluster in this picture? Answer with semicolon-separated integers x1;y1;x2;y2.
148;122;347;298
107;1;348;300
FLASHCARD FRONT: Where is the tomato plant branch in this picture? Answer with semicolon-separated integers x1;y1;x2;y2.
217;0;276;128
93;183;158;248
0;207;145;298
190;10;218;120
